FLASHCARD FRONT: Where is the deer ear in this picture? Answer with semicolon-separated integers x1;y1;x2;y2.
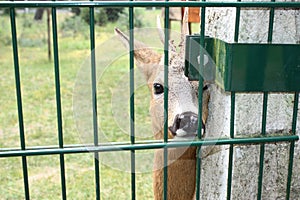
179;7;190;56
115;28;162;81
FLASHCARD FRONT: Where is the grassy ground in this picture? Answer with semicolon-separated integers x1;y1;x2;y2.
0;7;188;199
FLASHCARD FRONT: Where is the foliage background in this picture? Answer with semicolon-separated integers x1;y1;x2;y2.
0;7;165;199
0;5;198;198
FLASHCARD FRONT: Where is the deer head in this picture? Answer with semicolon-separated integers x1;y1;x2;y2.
115;10;210;199
115;26;208;140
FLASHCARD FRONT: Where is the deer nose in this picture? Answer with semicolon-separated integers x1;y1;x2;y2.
169;112;202;137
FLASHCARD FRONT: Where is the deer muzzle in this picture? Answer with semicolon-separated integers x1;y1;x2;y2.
169;111;204;138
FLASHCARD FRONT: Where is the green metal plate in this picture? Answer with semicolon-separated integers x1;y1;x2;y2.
185;36;300;92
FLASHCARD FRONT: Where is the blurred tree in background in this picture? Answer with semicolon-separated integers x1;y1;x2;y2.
79;7;124;26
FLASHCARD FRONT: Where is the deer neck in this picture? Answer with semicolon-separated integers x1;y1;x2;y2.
153;142;197;200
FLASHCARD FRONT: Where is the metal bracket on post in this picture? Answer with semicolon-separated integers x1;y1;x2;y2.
185;35;300;92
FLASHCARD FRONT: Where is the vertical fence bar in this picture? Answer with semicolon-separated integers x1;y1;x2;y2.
226;92;235;200
286;92;298;200
129;3;136;200
257;92;268;200
163;2;169;143
163;1;169;199
89;3;100;199
234;0;241;43
197;19;204;139
51;4;67;200
257;3;275;198
227;3;240;199
195;2;206;199
267;0;275;43
9;6;30;200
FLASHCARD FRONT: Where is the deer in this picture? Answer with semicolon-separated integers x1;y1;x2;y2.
115;11;210;200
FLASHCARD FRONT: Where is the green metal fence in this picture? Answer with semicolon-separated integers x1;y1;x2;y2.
0;1;299;200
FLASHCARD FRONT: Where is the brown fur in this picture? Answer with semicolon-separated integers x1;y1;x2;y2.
153;147;197;200
115;27;209;200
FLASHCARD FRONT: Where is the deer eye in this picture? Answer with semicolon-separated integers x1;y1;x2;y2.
153;83;164;95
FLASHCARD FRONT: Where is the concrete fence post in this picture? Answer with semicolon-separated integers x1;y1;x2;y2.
200;2;300;199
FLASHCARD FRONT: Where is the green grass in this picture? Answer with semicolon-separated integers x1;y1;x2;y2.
0;8;185;199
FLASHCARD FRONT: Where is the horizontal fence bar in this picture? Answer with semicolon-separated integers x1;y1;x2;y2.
0;135;298;158
1;1;300;8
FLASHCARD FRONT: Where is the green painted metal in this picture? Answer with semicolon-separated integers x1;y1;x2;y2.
233;1;241;42
9;7;30;200
286;92;299;200
0;135;298;158
257;92;268;200
227;92;236;200
257;5;275;198
227;3;240;197
268;0;276;43
129;4;136;200
195;3;206;200
1;1;300;8
51;4;67;200
286;141;296;200
1;1;300;200
185;36;300;92
163;4;169;199
89;3;101;199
